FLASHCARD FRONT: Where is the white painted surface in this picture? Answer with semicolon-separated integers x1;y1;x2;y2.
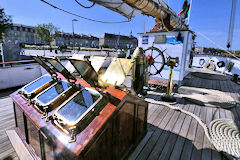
138;31;193;83
0;64;42;90
23;50;117;57
192;55;240;77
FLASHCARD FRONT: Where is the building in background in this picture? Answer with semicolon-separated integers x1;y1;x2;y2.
3;24;49;62
5;24;49;45
2;24;138;62
53;32;99;48
99;33;138;50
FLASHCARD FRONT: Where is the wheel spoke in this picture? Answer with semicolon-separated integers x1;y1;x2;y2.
153;54;160;60
148;65;151;75
154;62;163;64
150;65;152;72
153;64;158;73
150;49;153;57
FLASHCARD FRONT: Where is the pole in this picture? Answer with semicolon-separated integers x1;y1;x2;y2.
187;0;193;25
72;20;74;51
166;66;173;95
227;0;237;50
72;19;78;52
72;20;74;35
142;14;146;33
0;43;5;67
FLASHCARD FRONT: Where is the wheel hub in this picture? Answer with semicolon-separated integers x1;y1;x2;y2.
147;56;154;64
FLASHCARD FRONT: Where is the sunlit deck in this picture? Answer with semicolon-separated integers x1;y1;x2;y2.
0;88;19;160
0;69;239;160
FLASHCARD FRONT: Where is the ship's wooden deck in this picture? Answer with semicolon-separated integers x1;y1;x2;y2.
0;88;19;160
0;70;239;160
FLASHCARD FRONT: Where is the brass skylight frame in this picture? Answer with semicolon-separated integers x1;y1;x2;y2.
53;87;104;127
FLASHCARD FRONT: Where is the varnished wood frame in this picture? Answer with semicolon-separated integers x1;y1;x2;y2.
81;93;148;160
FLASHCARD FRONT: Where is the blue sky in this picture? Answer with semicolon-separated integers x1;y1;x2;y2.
1;0;240;50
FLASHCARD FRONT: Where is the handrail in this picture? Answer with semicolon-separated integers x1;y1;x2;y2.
0;60;35;65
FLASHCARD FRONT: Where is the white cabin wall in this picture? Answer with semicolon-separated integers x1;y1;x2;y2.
138;31;193;83
182;32;193;78
192;55;240;77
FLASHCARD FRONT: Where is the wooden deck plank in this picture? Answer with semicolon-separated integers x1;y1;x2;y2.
190;106;207;160
202;106;213;160
129;106;169;160
147;104;159;120
148;104;164;124
180;105;201;160
147;105;190;160
131;107;170;160
136;108;175;160
0;147;16;159
6;130;33;160
158;105;194;160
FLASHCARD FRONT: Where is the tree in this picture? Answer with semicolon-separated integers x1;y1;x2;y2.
33;23;59;49
0;8;12;42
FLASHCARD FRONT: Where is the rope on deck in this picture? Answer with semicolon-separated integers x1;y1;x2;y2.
146;99;240;159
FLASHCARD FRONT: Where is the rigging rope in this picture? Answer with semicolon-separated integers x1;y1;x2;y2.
75;0;95;8
40;0;131;23
195;31;240;61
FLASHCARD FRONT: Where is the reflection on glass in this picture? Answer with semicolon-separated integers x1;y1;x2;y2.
70;60;98;86
57;89;99;123
47;59;76;80
70;60;90;76
47;59;64;73
24;75;52;93
37;81;70;104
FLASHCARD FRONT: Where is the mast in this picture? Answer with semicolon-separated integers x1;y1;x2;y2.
186;0;193;25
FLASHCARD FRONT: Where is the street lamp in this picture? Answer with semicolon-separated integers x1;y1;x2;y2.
72;19;78;50
72;19;78;35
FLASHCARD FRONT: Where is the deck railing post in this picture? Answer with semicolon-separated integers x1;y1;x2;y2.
0;43;5;68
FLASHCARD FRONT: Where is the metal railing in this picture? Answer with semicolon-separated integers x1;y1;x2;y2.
0;60;36;68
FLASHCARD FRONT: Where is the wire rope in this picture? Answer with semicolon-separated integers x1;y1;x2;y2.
40;0;131;23
195;30;240;61
75;0;95;8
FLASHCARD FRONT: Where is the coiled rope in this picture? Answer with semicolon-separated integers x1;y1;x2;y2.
145;99;240;159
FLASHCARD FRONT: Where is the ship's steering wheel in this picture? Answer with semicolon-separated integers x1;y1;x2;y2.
144;46;165;76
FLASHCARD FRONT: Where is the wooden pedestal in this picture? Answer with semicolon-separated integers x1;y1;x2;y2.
10;79;148;160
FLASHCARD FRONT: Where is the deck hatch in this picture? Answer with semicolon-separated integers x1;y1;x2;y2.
56;89;100;124
20;56;59;99
45;57;76;82
36;80;70;105
54;88;102;126
23;75;52;94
